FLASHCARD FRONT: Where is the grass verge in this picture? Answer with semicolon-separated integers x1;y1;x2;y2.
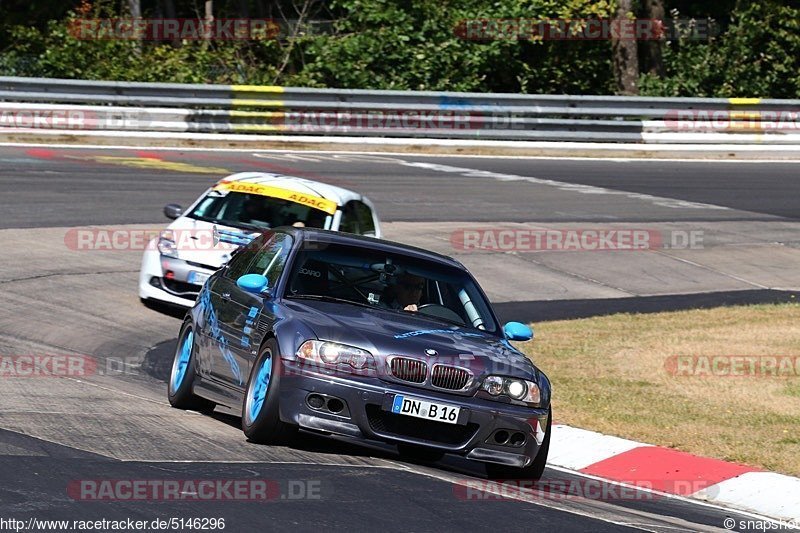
520;303;800;476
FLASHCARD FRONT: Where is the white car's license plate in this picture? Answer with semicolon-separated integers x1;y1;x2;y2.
187;271;210;285
391;395;460;425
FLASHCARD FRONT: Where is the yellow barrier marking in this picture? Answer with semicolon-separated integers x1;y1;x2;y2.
66;155;228;174
231;124;285;132
232;99;284;108
214;181;337;215
229;111;285;118
232;85;285;93
729;111;762;119
729;98;762;105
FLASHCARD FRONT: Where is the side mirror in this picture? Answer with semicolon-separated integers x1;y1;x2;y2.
504;322;533;341
164;203;183;220
237;274;269;294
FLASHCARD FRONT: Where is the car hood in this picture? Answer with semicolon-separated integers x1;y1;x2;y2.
166;217;258;269
282;299;537;379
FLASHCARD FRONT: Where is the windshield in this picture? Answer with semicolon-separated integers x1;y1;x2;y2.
188;190;331;230
285;243;499;333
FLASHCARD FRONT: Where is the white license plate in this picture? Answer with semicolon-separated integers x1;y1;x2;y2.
391;395;461;425
187;271;210;285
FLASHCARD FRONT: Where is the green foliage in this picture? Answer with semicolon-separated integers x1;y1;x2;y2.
639;0;800;98
1;0;799;97
287;0;617;93
0;3;283;84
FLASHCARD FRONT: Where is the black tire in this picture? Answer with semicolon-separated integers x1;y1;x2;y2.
485;408;551;481
168;319;215;412
242;338;297;444
397;443;446;463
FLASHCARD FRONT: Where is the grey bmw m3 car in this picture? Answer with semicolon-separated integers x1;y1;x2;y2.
168;227;551;480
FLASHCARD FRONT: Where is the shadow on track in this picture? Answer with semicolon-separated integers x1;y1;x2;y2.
494;288;799;324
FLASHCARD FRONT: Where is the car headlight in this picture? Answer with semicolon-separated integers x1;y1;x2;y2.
157;230;178;258
481;375;541;405
296;340;374;370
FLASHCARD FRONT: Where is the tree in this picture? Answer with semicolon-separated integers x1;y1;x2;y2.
642;0;665;76
612;0;638;94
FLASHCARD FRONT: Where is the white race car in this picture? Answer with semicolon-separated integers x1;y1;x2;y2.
139;172;382;307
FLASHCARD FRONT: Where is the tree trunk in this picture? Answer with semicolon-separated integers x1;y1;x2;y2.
159;0;180;46
162;0;176;19
205;0;213;21
204;0;213;41
612;0;639;95
128;0;141;18
127;0;142;51
643;0;665;76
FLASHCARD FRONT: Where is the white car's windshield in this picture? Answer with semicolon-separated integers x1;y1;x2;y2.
286;243;499;333
188;190;330;230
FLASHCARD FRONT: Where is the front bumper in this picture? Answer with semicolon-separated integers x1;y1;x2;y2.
279;360;549;467
138;247;216;307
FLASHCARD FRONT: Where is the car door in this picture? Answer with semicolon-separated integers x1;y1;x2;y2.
202;234;267;388
214;231;294;390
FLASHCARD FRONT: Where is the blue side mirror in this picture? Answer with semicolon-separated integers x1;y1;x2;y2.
237;274;269;294
504;322;533;341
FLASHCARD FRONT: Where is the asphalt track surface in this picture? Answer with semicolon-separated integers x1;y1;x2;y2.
0;145;795;532
2;147;799;229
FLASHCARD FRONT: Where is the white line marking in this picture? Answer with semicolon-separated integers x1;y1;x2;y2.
401;161;730;210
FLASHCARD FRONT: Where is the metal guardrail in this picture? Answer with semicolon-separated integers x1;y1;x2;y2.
1;76;799;143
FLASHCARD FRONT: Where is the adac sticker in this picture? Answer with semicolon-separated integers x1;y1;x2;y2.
213;181;338;215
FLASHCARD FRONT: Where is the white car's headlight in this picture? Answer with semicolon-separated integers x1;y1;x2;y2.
481;375;541;405
296;340;374;370
157;230;178;258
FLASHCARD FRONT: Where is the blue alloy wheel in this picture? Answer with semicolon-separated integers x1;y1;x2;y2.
171;330;193;393
248;355;272;423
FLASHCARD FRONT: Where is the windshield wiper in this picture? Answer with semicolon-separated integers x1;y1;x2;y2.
287;294;374;309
